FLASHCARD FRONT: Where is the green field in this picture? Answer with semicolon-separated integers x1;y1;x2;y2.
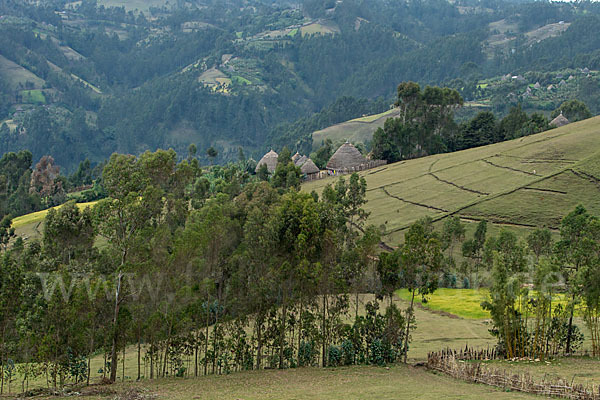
396;288;491;319
300;21;340;37
304;117;600;244
11;201;99;242
20;89;46;104
98;0;167;12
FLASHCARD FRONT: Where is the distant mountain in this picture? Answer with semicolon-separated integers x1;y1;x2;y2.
0;0;599;170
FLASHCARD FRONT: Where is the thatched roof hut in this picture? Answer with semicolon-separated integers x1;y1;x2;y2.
294;155;308;166
326;142;366;171
550;112;570;128
255;150;278;173
300;158;319;175
291;152;301;163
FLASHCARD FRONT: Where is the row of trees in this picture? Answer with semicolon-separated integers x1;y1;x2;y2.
483;206;600;360
372;82;592;163
0;149;446;394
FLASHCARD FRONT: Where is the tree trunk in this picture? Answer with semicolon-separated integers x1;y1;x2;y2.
149;342;154;379
256;315;263;370
137;332;141;381
566;293;576;354
122;346;126;381
403;290;415;363
194;331;199;377
355;291;359;321
279;304;287;369
322;295;327;367
212;309;218;375
109;273;123;383
297;302;303;364
205;295;210;376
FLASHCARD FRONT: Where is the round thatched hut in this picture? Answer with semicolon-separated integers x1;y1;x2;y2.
550;112;570;128
294;155;308;166
300;158;320;179
255;150;279;173
326;142;366;172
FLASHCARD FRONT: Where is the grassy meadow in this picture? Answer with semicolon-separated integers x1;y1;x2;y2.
311;108;401;151
304;116;600;244
44;365;537;400
11;201;99;241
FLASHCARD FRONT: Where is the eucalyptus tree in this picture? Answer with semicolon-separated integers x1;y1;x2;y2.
94;154;169;382
481;230;528;358
0;253;23;394
399;220;443;362
555;205;600;354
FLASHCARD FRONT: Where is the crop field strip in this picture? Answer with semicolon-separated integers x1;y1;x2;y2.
304;117;600;241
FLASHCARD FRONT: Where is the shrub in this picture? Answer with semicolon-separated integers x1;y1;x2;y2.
328;345;342;367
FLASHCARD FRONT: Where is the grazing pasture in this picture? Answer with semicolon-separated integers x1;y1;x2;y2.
304;116;600;243
311;108;401;151
0;54;45;90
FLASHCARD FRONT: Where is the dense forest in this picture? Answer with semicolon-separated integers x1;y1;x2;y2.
1;0;600;170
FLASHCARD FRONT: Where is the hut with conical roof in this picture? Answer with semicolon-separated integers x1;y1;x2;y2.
300;158;320;180
291;152;301;163
255;149;278;173
294;155;308;167
326;142;366;173
550;112;570;128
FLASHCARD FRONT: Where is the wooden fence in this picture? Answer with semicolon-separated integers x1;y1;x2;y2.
427;348;600;399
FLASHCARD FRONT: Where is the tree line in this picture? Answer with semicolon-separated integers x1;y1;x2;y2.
371;82;591;164
0;149;443;394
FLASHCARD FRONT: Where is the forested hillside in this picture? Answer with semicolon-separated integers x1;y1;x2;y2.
1;0;600;170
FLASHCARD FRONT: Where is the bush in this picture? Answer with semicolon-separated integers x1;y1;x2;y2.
328;345;342;367
298;340;316;367
369;339;385;366
463;276;470;289
341;339;355;365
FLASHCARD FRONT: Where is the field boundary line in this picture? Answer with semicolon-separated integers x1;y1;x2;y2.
480;158;541;176
381;187;448;212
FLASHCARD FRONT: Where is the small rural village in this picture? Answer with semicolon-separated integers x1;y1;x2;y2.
2;0;600;399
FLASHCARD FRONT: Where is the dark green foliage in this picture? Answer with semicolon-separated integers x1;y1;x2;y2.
551;99;592;122
457;111;498;150
372;82;462;162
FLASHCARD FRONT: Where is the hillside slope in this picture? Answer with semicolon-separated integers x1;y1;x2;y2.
311;108;400;150
303;116;600;243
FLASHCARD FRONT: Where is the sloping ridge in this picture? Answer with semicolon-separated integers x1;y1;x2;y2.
303;116;600;239
311;108;401;150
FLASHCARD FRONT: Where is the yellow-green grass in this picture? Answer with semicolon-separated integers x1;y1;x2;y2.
20;89;46;104
311;108;401;152
303;117;600;241
397;288;491;319
301;22;340;36
483;357;600;387
44;364;537;400
12;201;99;229
396;288;582;322
349;108;398;123
232;75;252;85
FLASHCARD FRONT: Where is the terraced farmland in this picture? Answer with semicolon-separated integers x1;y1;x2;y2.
304;116;600;243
